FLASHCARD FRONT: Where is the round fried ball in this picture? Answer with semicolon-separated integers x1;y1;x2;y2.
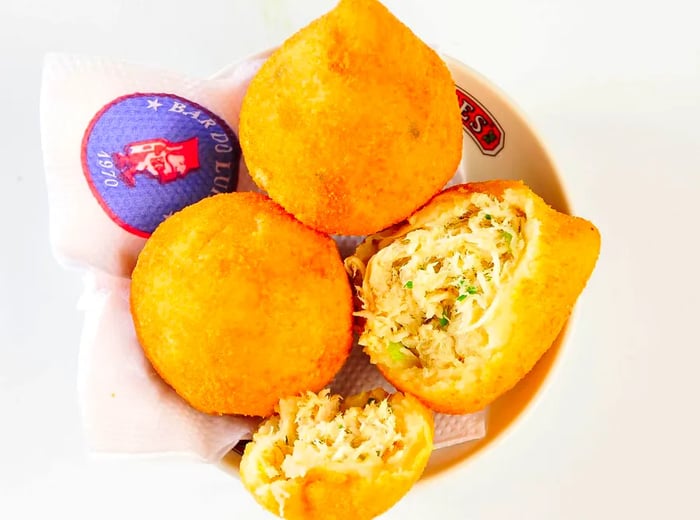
240;388;434;520
130;192;353;417
239;0;463;235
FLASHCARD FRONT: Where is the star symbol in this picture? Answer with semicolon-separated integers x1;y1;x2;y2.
146;98;163;111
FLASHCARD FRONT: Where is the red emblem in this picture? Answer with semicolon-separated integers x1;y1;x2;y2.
112;137;200;186
456;86;504;156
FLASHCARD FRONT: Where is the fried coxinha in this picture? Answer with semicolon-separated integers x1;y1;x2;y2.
239;0;463;236
347;181;600;414
240;389;433;520
131;192;353;417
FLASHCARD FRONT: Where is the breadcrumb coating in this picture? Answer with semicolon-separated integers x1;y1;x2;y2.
239;0;463;235
131;192;353;416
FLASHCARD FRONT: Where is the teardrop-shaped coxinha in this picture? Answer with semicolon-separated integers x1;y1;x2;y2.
346;180;600;414
239;0;463;236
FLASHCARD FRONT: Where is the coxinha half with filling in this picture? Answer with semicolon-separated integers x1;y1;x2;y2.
240;389;434;520
346;180;600;414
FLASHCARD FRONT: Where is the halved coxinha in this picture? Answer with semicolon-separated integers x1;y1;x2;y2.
240;388;434;520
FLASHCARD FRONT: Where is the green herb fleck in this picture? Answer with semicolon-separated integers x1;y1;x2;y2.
457;286;477;301
500;230;513;244
404;280;413;289
438;312;450;328
485;214;492;220
388;341;407;362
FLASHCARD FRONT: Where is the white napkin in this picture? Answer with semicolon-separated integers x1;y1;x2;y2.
78;272;258;461
42;53;486;462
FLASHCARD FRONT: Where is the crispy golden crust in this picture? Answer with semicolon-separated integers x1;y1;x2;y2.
239;0;462;235
350;181;601;414
130;192;353;417
240;391;434;520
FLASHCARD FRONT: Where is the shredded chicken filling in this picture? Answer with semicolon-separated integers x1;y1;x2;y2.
253;390;405;511
359;193;526;374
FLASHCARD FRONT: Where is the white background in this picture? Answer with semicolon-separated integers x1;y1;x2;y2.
1;0;699;518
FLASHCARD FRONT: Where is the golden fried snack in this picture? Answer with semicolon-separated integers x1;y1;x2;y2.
130;192;353;417
240;389;433;520
346;181;600;414
239;0;462;235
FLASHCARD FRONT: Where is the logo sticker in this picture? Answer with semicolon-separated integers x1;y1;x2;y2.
456;86;504;156
81;93;240;237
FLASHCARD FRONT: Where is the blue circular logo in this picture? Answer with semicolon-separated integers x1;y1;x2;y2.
81;93;240;237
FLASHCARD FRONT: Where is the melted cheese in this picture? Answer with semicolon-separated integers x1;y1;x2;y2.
358;193;526;377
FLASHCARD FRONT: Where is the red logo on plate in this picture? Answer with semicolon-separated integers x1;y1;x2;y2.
113;137;200;187
456;86;504;156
